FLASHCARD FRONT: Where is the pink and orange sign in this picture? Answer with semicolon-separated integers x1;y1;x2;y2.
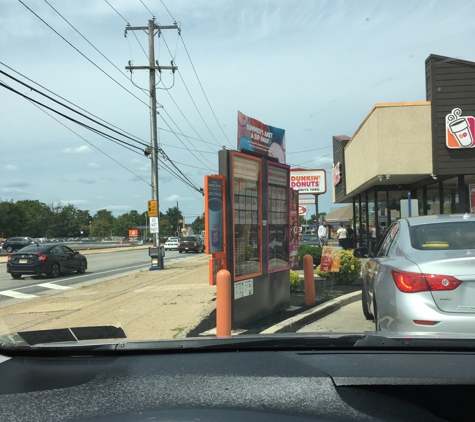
446;108;475;149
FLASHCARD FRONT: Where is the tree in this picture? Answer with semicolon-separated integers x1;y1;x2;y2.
0;200;24;237
14;200;53;237
47;203;87;238
164;206;183;236
92;219;112;238
191;214;205;235
93;209;115;225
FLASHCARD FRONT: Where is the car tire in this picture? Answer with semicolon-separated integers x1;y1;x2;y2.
11;273;22;279
361;283;373;320
179;250;182;254
6;246;13;253
49;263;60;278
77;260;87;274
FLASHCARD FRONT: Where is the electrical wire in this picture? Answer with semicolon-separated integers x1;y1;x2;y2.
0;81;146;153
0;79;151;186
18;0;150;109
179;35;234;148
1;62;147;147
287;146;332;154
0;67;149;149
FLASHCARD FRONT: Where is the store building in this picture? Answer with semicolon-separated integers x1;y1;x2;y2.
332;54;475;251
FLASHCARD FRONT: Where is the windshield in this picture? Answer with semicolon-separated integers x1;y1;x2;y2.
1;0;475;352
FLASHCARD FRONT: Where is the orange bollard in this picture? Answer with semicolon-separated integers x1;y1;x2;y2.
303;254;315;306
216;269;232;337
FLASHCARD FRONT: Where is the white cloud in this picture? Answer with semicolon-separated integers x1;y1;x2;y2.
87;162;101;168
5;165;17;171
78;178;96;185
59;199;91;205
63;145;91;154
166;194;180;202
104;205;131;211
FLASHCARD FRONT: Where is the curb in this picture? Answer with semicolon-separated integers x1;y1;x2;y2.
260;290;362;334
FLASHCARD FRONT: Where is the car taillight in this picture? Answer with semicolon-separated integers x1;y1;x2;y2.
391;270;462;293
35;254;47;261
7;255;11;262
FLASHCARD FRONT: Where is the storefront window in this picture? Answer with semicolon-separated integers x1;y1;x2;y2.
426;182;440;215
415;188;424;216
376;190;388;238
442;177;459;214
359;195;367;248
464;175;475;213
388;191;402;222
368;191;376;253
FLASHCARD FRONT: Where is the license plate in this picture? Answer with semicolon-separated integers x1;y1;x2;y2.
185;248;189;250
19;259;28;264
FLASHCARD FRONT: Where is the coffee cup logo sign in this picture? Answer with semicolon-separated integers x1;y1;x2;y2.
446;108;475;149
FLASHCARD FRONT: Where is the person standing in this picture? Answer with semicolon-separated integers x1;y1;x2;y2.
318;220;329;246
346;224;355;249
336;223;348;249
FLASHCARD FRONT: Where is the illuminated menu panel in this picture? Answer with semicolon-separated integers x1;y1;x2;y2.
267;164;290;272
232;154;262;280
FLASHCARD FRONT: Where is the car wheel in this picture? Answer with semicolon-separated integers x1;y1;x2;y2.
77;260;87;274
361;283;373;320
49;263;60;278
11;273;22;279
6;246;13;253
185;250;188;253
179;250;182;254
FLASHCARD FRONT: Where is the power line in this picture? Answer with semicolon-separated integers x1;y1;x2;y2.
18;0;150;108
0;67;149;149
179;35;234;148
0;79;151;186
1;62;147;147
287;146;332;154
0;81;146;153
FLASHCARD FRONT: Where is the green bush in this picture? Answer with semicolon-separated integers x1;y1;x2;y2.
289;270;301;291
298;244;322;266
316;249;362;285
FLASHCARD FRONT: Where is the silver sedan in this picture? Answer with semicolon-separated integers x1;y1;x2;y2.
354;214;475;334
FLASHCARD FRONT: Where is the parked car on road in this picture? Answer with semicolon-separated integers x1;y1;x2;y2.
7;243;87;279
178;236;204;253
354;214;475;333
164;237;179;251
2;237;38;253
299;234;321;246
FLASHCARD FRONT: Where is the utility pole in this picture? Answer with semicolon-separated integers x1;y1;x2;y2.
125;19;178;246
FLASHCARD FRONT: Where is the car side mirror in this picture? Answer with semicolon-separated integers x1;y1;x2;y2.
74;251;79;255
353;247;369;258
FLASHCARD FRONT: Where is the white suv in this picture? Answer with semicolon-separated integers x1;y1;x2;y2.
164;237;179;251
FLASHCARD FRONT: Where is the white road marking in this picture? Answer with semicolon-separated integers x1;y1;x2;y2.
0;290;38;299
38;283;71;290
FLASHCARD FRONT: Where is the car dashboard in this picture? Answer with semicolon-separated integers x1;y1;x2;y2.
0;346;473;421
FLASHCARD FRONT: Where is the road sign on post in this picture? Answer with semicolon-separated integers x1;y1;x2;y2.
148;200;158;217
150;217;159;233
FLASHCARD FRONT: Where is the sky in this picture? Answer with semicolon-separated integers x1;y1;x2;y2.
1;0;475;222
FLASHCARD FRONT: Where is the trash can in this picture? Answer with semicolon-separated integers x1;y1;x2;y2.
149;246;165;270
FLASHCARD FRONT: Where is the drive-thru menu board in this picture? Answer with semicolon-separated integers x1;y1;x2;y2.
232;153;262;280
267;163;290;272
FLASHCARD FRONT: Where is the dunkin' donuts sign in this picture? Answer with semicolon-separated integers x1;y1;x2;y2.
446;108;475;149
290;169;326;194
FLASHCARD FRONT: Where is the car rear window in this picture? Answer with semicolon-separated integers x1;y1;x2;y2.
182;237;197;241
410;222;475;250
15;245;48;253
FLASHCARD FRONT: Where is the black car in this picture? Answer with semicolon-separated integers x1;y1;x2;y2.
6;244;87;279
2;237;38;253
178;236;204;253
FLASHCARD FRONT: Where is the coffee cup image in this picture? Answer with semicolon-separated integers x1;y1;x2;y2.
449;118;473;147
208;197;223;252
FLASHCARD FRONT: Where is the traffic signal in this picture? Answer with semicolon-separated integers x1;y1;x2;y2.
148;200;158;217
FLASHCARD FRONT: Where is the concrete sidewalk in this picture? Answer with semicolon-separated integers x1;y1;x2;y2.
0;254;215;341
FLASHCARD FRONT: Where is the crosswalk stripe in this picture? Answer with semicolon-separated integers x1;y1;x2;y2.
0;290;38;299
38;283;71;290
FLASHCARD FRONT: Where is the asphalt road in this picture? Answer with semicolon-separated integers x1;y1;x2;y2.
0;247;202;308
